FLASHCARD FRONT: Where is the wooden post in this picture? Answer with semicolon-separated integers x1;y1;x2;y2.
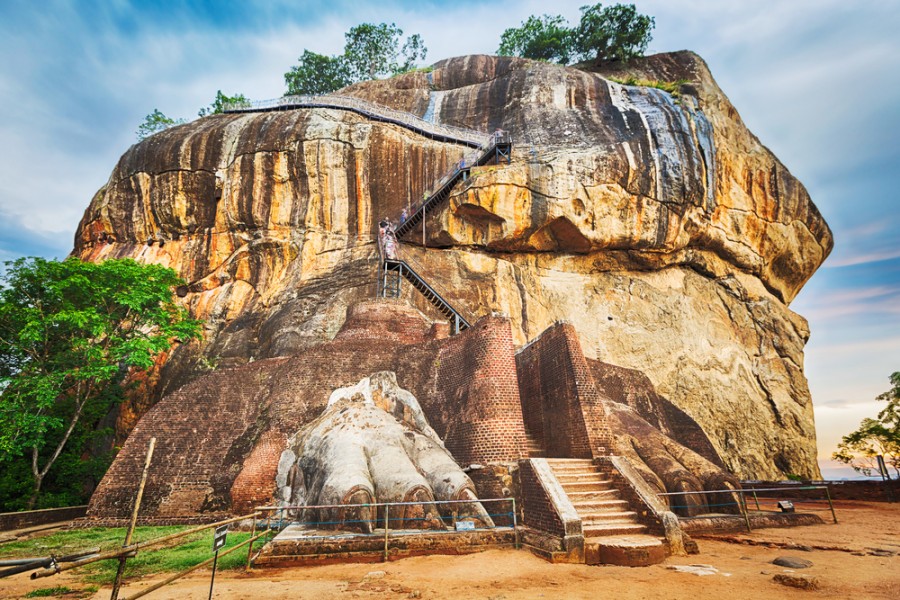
245;515;257;571
110;437;155;600
752;490;761;512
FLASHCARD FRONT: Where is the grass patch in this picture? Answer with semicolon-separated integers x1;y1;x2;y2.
608;76;688;97
25;587;74;597
0;526;267;585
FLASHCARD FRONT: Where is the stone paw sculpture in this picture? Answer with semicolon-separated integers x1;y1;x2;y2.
276;371;493;533
604;402;743;517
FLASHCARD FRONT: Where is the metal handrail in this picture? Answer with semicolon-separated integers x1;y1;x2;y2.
223;94;490;147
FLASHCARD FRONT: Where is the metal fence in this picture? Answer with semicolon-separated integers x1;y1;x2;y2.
657;484;838;532
255;497;518;561
223;94;490;147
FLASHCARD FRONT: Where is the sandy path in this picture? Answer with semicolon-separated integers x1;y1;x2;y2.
4;501;898;599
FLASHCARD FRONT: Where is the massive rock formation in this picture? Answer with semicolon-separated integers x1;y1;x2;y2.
73;51;831;479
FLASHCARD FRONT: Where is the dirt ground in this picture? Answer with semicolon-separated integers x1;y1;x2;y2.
3;501;898;600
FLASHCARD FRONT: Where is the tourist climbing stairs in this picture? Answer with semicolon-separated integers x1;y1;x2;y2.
394;132;512;239
378;259;471;334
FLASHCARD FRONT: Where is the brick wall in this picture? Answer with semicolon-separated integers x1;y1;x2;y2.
88;302;529;520
518;460;565;537
515;322;613;458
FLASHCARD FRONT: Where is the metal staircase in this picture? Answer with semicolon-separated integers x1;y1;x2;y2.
395;132;511;239
378;259;470;334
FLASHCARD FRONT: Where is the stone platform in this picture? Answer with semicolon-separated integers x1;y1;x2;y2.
254;524;517;566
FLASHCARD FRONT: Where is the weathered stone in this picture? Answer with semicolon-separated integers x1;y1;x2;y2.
73;51;830;480
773;573;820;590
773;556;813;569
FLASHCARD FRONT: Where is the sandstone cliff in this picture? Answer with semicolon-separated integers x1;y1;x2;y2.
74;51;832;479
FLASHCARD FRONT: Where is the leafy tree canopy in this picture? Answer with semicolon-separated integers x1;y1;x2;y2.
283;22;427;96
0;257;202;508
136;109;186;140
198;90;251;117
498;14;574;64
832;371;900;478
285;50;353;96
496;3;654;66
574;3;655;65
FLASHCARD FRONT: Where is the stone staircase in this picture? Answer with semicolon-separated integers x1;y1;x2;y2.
523;431;545;458
545;458;668;566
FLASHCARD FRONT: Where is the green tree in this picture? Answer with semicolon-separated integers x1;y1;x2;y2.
497;14;574;64
343;22;427;81
283;22;427;96
832;372;900;478
198;90;251;117
136;109;186;140
0;257;202;508
573;3;655;65
285;50;352;95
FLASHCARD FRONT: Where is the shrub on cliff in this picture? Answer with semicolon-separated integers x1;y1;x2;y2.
833;371;900;478
0;257;202;509
497;3;655;66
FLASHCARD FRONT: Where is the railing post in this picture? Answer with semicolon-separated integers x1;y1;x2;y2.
245;513;257;571
383;505;390;562
110;437;155;600
739;491;752;532
511;498;519;550
825;486;838;524
752;489;760;512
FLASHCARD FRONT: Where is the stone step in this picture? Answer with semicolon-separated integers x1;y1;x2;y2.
584;534;668;566
555;473;607;483
559;481;614;493
581;511;641;524
566;489;620;502
583;523;648;537
545;459;596;470
571;499;630;513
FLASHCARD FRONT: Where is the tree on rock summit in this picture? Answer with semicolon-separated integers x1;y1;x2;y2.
497;3;655;66
284;21;427;96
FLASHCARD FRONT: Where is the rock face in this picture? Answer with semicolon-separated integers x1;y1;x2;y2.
73;51;831;479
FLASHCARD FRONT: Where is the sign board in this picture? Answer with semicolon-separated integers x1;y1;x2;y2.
777;500;794;513
455;520;475;531
877;455;889;480
213;525;228;551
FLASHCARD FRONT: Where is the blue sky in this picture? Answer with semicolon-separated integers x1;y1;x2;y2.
1;0;898;478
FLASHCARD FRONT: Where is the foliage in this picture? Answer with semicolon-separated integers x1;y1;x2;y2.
608;76;687;96
283;22;427;96
135;109;186;140
285;50;353;96
573;3;655;65
198;90;250;117
0;257;202;508
498;14;574;64
832;371;900;478
25;587;81;598
0;526;260;583
495;3;654;66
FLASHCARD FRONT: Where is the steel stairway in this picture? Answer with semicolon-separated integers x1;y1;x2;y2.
378;259;470;334
395;133;511;239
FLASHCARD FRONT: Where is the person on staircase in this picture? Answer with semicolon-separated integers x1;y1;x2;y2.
378;217;399;261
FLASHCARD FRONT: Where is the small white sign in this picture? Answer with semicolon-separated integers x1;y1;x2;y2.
455;520;475;531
